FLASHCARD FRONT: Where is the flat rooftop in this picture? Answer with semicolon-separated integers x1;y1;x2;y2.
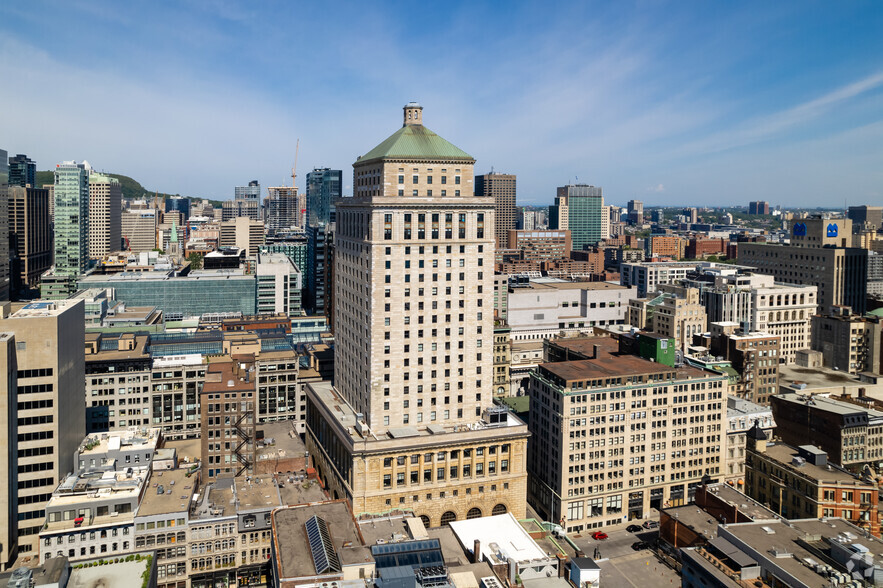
546;336;621;359
137;468;196;518
7;299;81;318
704;483;778;521
449;513;548;564
779;365;866;389
273;501;368;580
727;396;773;418
85;333;150;361
760;443;864;484
234;476;283;513
68;555;152;588
78;427;162;457
776;392;883;419
521;280;629;291
256;421;308;464
537;355;708;384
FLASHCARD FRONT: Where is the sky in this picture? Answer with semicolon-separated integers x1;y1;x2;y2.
1;1;882;207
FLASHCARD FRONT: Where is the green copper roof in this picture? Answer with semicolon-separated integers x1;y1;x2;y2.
358;124;473;162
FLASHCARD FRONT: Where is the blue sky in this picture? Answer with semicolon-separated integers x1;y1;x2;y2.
1;1;882;207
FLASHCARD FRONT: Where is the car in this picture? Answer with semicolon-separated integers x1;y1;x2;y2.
626;524;642;533
631;541;650;551
591;531;608;540
642;520;659;529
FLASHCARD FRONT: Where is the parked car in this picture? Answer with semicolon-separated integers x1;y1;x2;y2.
626;524;642;533
591;531;608;540
642;520;659;529
631;541;650;551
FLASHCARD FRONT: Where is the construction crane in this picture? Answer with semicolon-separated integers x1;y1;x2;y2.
291;139;299;187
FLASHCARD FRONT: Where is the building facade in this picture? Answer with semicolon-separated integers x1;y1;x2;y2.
87;172;122;258
8;185;52;291
550;184;604;251
475;172;516;249
53;161;90;277
305;168;342;228
121;209;157;253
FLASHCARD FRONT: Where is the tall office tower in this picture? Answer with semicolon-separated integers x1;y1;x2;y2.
0;150;9;302
8;154;36;188
847;205;883;233
8;185;52;291
307;103;529;524
627;199;643;225
234;180;261;202
0;332;17;568
305;224;331;316
165;196;191;220
650;209;664;224
53;161;90;276
739;217;868;313
306;168;342;228
748;201;770;215
552;184;603;251
475;172;516;249
266;186;300;234
121;209;157;252
87;171;122;258
518;208;536;230
221;198;261;221
219;216;264;255
600;204;610;240
0;300;85;556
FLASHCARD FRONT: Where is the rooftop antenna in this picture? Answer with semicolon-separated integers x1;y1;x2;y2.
291;139;300;188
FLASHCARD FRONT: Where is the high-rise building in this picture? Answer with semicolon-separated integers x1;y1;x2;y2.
219;216;264;256
53;161;90;276
475;172;516;249
121;209;157;252
627;199;643;225
305;224;331;317
683;207;698;224
8;185;52;291
550;184;603;251
0;149;9;302
266;186;302;233
306;168;342;228
165;196;191;220
847;205;883;233
8;153;36;188
748;201;770;215
88;171;122;258
221;198;260;221
0;300;86;556
234;180;260;202
306;103;529;525
738;217;867;313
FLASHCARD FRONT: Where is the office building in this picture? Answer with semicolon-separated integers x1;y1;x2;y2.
8;153;35;188
0;332;16;568
221;198;260;221
620;261;753;298
725;397;774;486
506;279;636;341
51;161;90;296
771;392;883;474
627;199;643;225
0;300;86;556
518;208;536;230
847;205;883;233
84;333;152;433
812;305;883;375
744;431;879;534
699;322;780;405
234;180;260;202
307;103;529;524
201;356;256;480
305;224;331;316
747;201;770;215
683;207;699;224
266;186;302;233
645;235;685;259
305;168;342;228
164;196;190;220
527;355;728;531
650;209;664;224
256;252;302;317
219;216;264;256
739;217;868;313
643;286;707;351
87;172;122;258
8;184;52;291
475;172;516;249
550;184;604;251
506;229;570;261
0;150;8;302
121;209;157;252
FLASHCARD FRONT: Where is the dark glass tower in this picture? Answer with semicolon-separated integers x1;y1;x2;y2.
305;168;342;228
8;154;36;188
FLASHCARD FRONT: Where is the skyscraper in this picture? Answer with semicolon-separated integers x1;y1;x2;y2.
53;161;90;276
165;196;191;220
475;172;516;249
627;199;644;225
551;184;604;251
306;168;342;228
88;171;122;258
224;180;262;221
266;186;301;233
8;184;52;291
306;103;529;524
234;180;261;201
748;201;770;215
0;150;9;302
8;154;36;188
847;205;883;233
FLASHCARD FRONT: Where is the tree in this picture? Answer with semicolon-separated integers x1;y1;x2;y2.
188;252;204;269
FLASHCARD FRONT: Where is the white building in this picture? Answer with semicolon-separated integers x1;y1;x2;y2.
256;252;303;317
506;279;636;341
725;396;775;486
620;261;753;297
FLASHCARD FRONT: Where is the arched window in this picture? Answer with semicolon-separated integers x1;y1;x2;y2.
467;507;482;520
440;511;457;526
419;515;431;529
492;504;507;516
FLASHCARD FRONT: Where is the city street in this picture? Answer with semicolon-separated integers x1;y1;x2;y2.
569;527;681;587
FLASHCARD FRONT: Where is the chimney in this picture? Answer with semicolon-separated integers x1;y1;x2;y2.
593;344;600;360
403;102;423;127
473;539;481;563
557;554;566;578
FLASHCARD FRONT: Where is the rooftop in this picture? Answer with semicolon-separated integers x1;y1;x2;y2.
136;468;197;518
68;554;153;588
273;501;369;580
727;396;773;418
537;355;709;385
779;364;873;391
78;427;162;457
759;443;868;485
545;336;621;359
776;392;883;419
256;420;309;466
518;280;629;291
358;123;473;163
449;514;550;565
7;299;81;318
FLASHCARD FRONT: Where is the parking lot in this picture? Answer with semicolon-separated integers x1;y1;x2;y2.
569;526;681;587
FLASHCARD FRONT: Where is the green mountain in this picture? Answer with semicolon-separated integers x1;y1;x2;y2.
34;170;225;207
